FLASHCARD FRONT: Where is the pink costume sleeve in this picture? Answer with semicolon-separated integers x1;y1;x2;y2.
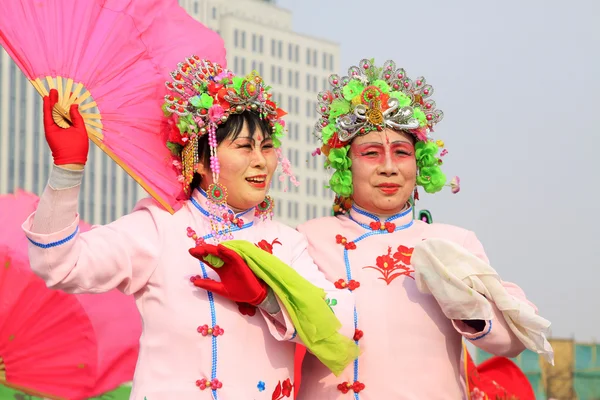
262;231;355;343
23;183;161;295
451;231;529;358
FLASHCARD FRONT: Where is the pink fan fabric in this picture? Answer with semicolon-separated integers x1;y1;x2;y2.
0;0;227;212
0;190;141;399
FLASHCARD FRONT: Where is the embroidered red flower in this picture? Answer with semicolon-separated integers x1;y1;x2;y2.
393;245;414;265
368;221;396;232
255;238;282;254
363;245;415;285
335;234;356;250
337;381;365;394
237;302;257;317
271;378;293;399
334;279;360;291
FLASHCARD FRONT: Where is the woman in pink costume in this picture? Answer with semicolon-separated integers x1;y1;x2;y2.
22;59;357;399
296;59;552;399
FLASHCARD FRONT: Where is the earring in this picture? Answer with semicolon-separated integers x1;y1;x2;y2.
255;195;274;221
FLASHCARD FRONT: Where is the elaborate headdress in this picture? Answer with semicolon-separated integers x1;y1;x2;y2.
163;57;288;238
313;59;460;214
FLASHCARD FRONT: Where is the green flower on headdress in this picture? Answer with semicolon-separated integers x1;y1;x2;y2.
417;166;446;194
342;80;365;101
272;122;284;148
329;99;351;119
321;124;337;143
327;147;352;170
232;76;244;92
372;80;390;94
329;170;353;197
176;114;196;133
413;107;427;126
191;93;213;109
389;91;412;107
415;141;439;168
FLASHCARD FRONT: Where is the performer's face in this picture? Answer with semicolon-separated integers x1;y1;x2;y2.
349;129;416;215
199;121;277;211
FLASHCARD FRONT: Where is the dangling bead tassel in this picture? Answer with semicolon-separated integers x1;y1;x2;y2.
413;187;419;201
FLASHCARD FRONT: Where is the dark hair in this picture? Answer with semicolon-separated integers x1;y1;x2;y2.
190;112;273;191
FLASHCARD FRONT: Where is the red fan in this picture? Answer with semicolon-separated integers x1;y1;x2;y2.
0;191;142;399
464;346;535;400
0;0;227;213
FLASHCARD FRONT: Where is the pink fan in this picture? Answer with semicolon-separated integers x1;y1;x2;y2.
0;0;227;213
0;191;142;399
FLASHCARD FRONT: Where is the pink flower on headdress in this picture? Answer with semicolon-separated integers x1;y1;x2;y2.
411;127;429;142
194;115;205;127
450;176;460;194
208;105;225;123
439;149;448;157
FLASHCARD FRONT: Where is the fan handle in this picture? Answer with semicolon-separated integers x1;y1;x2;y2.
52;103;73;129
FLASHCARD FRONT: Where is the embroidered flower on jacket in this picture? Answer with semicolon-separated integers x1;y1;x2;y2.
255;238;282;254
363;245;415;285
257;380;266;392
271;378;293;399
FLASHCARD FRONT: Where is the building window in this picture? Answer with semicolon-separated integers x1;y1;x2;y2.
271;65;276;82
212;6;217;19
287;202;292;219
259;62;264;76
323;78;327;90
252;34;256;52
288;43;293;61
294;202;299;219
312;76;317;92
313;50;317;67
322;53;327;70
194;1;199;14
306;100;311;117
241;58;246;74
306;74;310;91
277;67;282;84
259;35;264;53
288;95;293;114
288;70;292;87
306;178;311;195
234;29;239;48
295;45;299;62
294;99;299;116
278;41;282;58
271;39;276;56
306;204;311;219
329;54;334;71
295;71;299;88
306;48;311;65
241;31;246;49
234;56;239;73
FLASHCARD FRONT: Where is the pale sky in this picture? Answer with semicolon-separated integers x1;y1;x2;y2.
276;0;600;342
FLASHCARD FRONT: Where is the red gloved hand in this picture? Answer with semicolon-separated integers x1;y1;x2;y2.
43;88;89;165
189;243;268;305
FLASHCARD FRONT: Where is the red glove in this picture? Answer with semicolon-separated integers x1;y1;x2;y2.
189;243;268;305
43;88;89;165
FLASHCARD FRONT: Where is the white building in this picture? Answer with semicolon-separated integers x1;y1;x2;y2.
0;0;338;226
